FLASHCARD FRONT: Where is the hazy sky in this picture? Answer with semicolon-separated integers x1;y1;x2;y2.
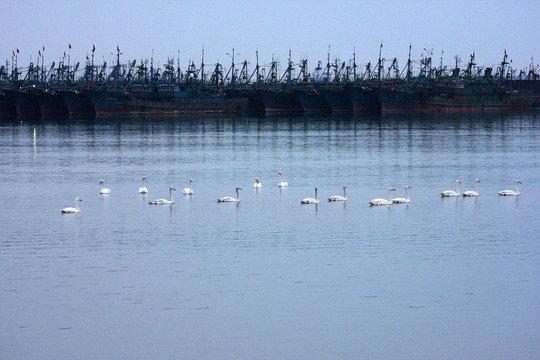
1;0;539;74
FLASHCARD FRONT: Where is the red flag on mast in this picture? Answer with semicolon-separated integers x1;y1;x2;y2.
117;45;120;52
69;44;72;49
17;48;19;53
39;50;41;56
92;44;95;52
13;51;15;57
380;41;383;48
43;46;45;51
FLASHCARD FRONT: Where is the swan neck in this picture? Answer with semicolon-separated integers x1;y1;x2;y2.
236;188;240;200
170;188;174;202
474;182;478;193
343;186;347;198
315;188;318;200
406;187;410;200
516;182;520;194
75;199;80;210
388;189;392;202
456;182;460;194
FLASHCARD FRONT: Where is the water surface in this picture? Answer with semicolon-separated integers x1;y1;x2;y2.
1;113;539;359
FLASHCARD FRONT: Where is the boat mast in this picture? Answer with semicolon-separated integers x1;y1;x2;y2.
201;45;205;87
227;47;237;86
115;45;120;88
326;45;331;88
406;44;412;83
353;47;357;83
377;41;383;85
177;50;181;83
41;46;45;87
67;45;71;84
287;49;292;91
499;50;509;81
150;49;154;84
91;44;95;88
256;50;259;88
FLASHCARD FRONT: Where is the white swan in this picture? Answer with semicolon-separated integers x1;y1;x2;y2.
463;179;481;197
138;176;148;194
149;186;176;204
99;179;111;194
499;180;521;196
301;187;320;204
253;178;262;188
370;187;396;206
328;185;347;201
218;187;242;202
61;197;82;213
183;179;194;195
392;186;411;203
441;180;461;197
278;171;288;187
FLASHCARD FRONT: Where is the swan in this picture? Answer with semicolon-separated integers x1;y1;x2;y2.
218;187;242;202
463;179;481;197
99;179;111;194
61;197;82;213
301;187;320;204
138;176;148;194
253;178;262;188
278;171;288;187
149;186;176;204
441;180;461;197
328;185;347;201
183;179;194;195
370;187;396;206
499;180;521;196
392;186;411;203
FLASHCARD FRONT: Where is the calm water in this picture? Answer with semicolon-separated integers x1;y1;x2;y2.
1;113;539;359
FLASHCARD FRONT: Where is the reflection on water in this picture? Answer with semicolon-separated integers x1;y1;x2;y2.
0;112;539;360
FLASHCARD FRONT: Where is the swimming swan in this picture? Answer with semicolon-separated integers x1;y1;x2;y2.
253;178;262;188
441;180;461;197
218;187;242;202
328;185;347;201
392;186;411;203
149;186;176;204
99;179;111;194
370;187;396;206
278;171;288;187
498;180;521;196
61;197;82;213
463;179;481;197
138;176;148;194
301;187;320;204
183;179;194;195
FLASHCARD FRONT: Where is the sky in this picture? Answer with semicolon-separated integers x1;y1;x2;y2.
1;0;539;75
